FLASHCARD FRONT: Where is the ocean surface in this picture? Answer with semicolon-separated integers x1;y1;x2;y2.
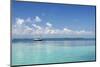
12;38;96;66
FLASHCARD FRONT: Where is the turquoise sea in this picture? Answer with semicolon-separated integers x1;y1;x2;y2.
12;38;96;66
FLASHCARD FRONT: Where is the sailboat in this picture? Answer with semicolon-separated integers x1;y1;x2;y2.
33;38;42;41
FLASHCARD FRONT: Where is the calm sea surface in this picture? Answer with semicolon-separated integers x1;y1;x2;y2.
12;39;95;66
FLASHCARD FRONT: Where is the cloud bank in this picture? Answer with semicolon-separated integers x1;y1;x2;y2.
12;16;95;38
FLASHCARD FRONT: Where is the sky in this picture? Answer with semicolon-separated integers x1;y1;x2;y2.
12;1;96;38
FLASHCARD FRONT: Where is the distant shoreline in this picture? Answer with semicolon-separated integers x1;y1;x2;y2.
12;38;95;43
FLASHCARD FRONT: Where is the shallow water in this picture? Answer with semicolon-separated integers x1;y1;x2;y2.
12;40;96;66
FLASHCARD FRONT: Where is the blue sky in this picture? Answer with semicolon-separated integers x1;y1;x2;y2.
12;1;96;38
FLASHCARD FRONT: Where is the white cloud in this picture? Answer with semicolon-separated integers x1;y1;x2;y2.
16;18;24;25
44;28;56;34
63;28;72;32
34;16;42;22
25;26;32;30
46;22;52;27
12;17;94;38
13;18;33;36
32;24;42;30
75;30;92;35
